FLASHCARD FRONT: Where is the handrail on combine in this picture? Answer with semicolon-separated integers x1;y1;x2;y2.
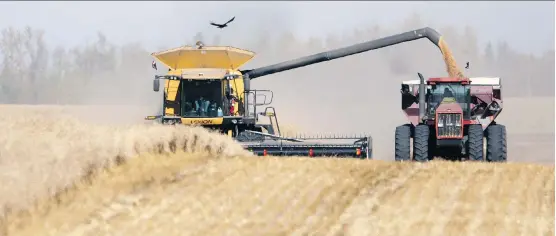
245;89;274;120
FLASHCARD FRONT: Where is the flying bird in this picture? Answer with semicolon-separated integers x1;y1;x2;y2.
465;62;470;69
210;16;235;29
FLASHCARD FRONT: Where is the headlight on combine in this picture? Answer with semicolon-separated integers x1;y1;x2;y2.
437;113;462;138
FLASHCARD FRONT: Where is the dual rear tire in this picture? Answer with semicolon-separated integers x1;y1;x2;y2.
394;124;507;162
486;124;507;162
394;125;411;161
394;124;429;162
468;124;507;162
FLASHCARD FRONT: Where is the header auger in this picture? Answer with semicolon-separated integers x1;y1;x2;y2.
147;27;476;159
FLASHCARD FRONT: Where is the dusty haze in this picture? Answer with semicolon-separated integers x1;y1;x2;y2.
0;2;554;161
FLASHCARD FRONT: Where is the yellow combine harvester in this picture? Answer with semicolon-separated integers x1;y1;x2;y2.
146;43;372;158
146;27;461;158
147;45;268;136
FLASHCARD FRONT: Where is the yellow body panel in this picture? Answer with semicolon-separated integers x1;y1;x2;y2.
164;107;174;115
171;68;228;80
152;46;255;70
180;117;224;125
165;80;181;101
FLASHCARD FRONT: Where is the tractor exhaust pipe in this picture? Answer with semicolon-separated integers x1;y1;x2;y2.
417;73;426;122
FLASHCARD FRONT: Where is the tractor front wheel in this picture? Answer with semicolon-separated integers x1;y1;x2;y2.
413;124;429;162
395;125;411;161
486;124;507;162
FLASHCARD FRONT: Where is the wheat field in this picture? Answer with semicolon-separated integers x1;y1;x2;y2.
0;105;554;236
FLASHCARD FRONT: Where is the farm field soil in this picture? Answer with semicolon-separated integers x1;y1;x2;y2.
5;154;554;236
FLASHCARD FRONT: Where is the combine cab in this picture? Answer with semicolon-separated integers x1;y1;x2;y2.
396;73;506;162
147;45;260;136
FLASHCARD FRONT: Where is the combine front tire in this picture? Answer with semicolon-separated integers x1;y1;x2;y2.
467;124;484;161
486;124;507;162
413;124;429;162
395;125;411;161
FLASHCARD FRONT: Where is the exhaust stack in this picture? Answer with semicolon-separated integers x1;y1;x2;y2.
417;73;427;122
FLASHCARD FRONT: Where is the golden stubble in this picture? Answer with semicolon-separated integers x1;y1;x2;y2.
0;105;250;234
0;105;553;236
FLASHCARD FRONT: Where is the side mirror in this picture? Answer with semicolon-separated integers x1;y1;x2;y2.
153;78;160;92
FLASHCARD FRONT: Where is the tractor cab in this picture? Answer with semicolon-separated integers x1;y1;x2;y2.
425;78;472;121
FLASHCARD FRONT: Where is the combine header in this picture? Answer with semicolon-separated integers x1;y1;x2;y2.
235;107;372;158
238;132;372;158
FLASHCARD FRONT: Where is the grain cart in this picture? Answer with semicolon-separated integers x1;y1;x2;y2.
396;73;506;162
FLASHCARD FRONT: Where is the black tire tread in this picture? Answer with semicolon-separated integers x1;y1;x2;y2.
468;124;484;161
395;125;411;161
486;124;507;162
413;125;429;162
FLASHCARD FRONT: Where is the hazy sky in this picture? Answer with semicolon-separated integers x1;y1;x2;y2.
0;1;554;55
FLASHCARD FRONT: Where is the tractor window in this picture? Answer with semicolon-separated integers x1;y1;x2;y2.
180;80;223;117
428;83;471;118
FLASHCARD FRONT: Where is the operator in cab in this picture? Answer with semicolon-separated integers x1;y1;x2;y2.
443;87;454;98
227;88;238;116
195;96;209;116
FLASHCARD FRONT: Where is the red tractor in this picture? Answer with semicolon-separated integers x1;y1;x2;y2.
396;73;507;162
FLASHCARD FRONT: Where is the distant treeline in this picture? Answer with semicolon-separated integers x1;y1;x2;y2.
0;19;553;105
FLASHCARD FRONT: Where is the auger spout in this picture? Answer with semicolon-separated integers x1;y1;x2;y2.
241;27;463;82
